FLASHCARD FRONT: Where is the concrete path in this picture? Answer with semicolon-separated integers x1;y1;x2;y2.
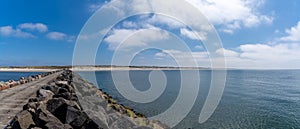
0;71;62;129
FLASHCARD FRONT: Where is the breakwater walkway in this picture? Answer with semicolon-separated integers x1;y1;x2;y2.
0;71;63;128
0;70;169;129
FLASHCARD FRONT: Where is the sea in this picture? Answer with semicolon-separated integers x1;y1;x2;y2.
0;72;43;82
78;70;300;129
1;70;300;128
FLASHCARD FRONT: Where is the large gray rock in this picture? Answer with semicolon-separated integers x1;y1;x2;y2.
37;89;54;101
11;110;35;129
110;117;136;129
44;122;72;129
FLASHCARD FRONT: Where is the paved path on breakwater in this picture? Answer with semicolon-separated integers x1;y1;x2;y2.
0;71;62;128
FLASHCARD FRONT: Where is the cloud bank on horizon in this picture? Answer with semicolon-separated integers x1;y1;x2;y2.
0;0;300;69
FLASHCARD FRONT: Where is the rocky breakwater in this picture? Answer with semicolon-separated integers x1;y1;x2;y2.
6;70;169;129
0;70;61;91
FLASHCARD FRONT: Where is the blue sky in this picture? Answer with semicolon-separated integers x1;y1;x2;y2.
1;0;300;69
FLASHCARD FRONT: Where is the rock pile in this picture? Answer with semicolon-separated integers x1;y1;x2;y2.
73;73;169;129
6;70;169;129
6;70;97;129
0;70;61;91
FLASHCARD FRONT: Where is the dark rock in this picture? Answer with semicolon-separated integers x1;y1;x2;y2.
134;126;152;129
81;119;102;129
54;92;71;100
42;85;59;94
36;105;65;127
28;97;40;103
23;102;38;110
11;110;35;129
44;122;72;129
110;117;136;129
65;106;81;124
46;99;68;123
69;111;89;128
58;87;69;94
37;89;54;101
31;127;43;129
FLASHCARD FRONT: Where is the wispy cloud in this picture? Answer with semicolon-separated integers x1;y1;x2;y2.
104;26;170;50
101;0;273;34
46;32;66;40
180;28;207;41
0;26;35;38
216;21;300;69
187;0;273;33
88;1;110;12
0;23;74;43
194;45;203;50
280;21;300;42
151;20;300;69
18;23;48;33
46;32;74;42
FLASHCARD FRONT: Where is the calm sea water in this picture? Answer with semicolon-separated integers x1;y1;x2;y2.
0;72;43;82
78;70;300;129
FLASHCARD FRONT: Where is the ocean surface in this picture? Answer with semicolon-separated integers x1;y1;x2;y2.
78;70;300;129
0;72;43;82
2;70;299;128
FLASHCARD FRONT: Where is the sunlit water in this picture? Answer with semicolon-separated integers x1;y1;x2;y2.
78;70;300;128
1;70;300;128
0;72;43;82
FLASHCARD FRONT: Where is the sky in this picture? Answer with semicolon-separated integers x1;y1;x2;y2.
0;0;300;69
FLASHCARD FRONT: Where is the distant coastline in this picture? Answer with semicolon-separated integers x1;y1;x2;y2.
0;66;208;72
0;66;64;72
71;66;208;71
0;68;59;72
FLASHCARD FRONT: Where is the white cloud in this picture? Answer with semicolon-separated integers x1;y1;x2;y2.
155;52;167;57
186;0;273;33
88;1;110;12
0;23;74;42
104;26;170;50
100;0;272;34
151;43;300;69
218;21;300;69
280;21;300;42
219;21;240;34
46;32;67;40
154;50;210;67
0;26;35;38
91;0;300;69
195;45;203;49
219;29;234;34
18;23;48;32
216;48;239;57
0;26;14;36
239;44;299;60
89;4;102;12
122;21;139;28
46;32;75;42
233;43;300;69
147;15;184;29
180;28;207;41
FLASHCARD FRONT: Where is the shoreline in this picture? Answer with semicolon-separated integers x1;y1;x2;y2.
0;68;59;72
71;67;205;71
